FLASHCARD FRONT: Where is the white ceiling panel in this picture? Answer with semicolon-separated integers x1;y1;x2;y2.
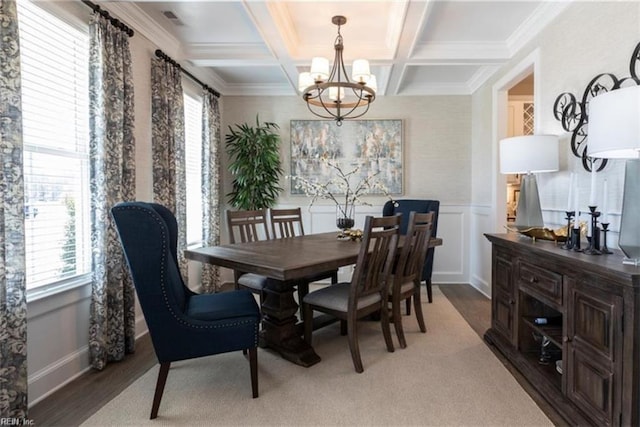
104;0;569;96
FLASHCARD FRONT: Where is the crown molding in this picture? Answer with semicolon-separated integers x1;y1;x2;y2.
507;1;572;55
222;83;296;96
101;3;181;57
467;65;501;94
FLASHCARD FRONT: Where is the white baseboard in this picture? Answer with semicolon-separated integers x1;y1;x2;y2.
28;319;149;407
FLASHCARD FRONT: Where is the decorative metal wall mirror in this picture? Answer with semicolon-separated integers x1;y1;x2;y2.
553;42;640;172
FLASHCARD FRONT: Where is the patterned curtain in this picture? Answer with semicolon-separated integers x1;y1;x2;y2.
200;92;221;293
0;0;27;417
150;58;187;278
87;13;136;370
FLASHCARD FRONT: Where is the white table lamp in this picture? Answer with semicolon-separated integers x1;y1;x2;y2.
500;135;559;230
588;85;640;265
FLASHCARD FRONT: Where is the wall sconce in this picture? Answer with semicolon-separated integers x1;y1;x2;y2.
500;135;560;230
588;85;640;265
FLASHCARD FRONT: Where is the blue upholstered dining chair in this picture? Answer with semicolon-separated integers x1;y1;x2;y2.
111;202;261;420
383;199;439;303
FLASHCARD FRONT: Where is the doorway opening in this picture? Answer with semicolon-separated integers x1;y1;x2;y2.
506;73;534;223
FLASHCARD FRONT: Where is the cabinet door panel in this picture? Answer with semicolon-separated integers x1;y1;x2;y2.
492;253;515;344
493;289;515;342
567;280;623;426
571;285;620;360
495;255;512;294
567;348;613;425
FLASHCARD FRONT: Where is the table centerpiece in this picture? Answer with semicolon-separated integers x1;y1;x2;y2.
290;155;396;238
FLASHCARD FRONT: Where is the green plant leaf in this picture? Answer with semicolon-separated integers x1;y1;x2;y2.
225;115;283;209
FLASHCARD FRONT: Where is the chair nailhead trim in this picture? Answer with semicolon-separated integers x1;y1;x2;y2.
116;205;260;333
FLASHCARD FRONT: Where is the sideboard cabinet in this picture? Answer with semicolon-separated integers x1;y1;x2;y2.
484;233;640;426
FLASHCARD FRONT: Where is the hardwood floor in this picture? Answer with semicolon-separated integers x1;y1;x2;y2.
29;284;564;426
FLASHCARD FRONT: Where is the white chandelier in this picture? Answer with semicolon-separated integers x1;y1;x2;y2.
298;16;376;125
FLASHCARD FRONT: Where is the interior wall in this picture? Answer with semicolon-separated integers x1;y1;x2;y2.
221;95;472;209
469;1;640;296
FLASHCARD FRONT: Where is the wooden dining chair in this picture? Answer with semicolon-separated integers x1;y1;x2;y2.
270;207;305;239
302;215;401;373
227;209;271;302
269;208;338;304
388;211;435;348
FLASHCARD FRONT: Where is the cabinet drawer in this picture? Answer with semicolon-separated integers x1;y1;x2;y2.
518;261;563;306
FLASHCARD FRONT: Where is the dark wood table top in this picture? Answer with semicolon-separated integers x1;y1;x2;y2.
185;232;443;282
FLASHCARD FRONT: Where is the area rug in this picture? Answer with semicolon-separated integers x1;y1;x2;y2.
82;286;551;426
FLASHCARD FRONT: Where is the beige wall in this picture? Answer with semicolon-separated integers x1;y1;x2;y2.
221;95;472;210
472;1;640;218
467;1;640;295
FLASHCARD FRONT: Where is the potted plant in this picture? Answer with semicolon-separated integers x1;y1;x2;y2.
225;115;283;210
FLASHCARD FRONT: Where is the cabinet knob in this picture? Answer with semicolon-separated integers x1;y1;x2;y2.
563;336;571;343
529;276;539;284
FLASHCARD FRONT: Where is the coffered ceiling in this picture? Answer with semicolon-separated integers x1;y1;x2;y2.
102;1;570;97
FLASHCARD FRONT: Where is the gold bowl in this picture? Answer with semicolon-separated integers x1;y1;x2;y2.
505;222;586;243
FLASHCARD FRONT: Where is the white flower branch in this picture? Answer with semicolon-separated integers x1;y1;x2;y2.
290;156;395;218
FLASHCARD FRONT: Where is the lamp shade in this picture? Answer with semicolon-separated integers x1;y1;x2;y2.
298;72;313;92
588;85;640;159
310;57;329;82
500;135;559;174
351;59;371;83
367;75;378;93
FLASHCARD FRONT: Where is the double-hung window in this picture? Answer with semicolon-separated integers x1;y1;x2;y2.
18;0;91;292
184;92;204;246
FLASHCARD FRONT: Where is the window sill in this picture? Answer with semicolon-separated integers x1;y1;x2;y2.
27;275;92;320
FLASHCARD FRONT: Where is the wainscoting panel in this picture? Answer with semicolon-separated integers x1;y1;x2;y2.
469;205;492;297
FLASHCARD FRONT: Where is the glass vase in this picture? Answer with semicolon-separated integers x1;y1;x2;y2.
336;204;355;236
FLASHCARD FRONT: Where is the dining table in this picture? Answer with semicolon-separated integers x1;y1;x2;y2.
185;231;443;367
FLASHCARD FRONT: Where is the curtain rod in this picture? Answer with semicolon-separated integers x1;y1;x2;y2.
155;50;221;98
81;0;134;37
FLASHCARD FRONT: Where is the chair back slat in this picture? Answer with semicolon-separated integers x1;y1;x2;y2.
350;215;400;304
270;208;304;239
227;209;270;243
396;212;435;281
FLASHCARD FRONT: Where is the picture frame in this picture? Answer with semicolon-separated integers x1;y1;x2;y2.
289;119;403;195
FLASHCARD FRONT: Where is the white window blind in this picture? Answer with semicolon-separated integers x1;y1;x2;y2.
184;93;204;245
18;0;91;290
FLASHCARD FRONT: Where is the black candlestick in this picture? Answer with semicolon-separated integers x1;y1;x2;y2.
600;223;613;254
572;227;581;251
583;206;601;255
562;211;575;250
